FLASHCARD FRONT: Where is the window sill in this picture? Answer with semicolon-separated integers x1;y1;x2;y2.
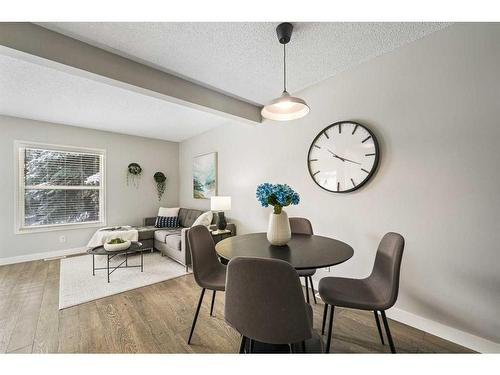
16;221;106;235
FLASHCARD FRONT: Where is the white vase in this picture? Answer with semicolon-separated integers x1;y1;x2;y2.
267;210;291;246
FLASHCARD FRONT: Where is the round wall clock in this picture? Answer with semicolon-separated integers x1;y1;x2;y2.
307;121;380;193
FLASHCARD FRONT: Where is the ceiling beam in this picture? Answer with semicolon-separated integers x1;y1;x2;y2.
0;22;262;124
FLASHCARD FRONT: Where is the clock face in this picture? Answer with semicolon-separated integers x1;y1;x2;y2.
307;121;379;193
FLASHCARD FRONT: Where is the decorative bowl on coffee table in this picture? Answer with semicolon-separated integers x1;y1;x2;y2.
104;240;131;251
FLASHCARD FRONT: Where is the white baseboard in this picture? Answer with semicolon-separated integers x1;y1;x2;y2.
386;307;500;353
0;247;87;265
306;278;499;353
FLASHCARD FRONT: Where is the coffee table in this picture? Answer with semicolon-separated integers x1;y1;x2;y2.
87;241;145;283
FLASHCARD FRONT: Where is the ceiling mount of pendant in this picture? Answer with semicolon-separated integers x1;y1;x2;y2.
276;22;293;44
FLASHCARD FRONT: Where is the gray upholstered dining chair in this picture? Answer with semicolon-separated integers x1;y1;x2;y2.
225;256;322;353
289;217;317;304
319;232;405;353
186;225;227;344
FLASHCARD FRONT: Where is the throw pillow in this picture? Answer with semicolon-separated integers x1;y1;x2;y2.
192;211;213;227
155;216;179;228
158;207;180;217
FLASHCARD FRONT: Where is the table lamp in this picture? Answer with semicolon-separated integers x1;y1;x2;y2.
210;196;231;230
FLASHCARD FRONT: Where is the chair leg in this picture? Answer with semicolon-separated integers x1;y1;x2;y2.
380;310;396;353
301;340;306;353
249;338;254;353
373;311;385;345
304;277;310;304
325;305;335;353
239;336;247;354
309;276;317;304
188;288;206;344
321;303;328;335
210;290;216;316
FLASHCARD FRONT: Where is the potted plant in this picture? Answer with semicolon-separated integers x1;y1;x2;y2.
127;162;142;188
256;183;300;246
153;172;167;201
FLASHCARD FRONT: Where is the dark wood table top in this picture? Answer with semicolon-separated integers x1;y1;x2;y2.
215;233;354;270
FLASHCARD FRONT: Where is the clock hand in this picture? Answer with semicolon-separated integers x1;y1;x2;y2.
337;156;362;165
327;149;361;165
327;149;345;162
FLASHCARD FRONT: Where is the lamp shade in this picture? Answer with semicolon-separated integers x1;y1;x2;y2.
261;91;310;121
210;196;231;211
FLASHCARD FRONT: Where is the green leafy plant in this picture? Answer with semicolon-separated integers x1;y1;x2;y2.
153;172;167;201
107;237;126;244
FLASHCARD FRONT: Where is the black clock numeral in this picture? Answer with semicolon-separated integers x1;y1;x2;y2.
361;168;369;174
313;144;321;149
339;124;342;134
313;171;320;177
351;178;356;187
324;130;329;139
362;135;371;143
352;124;358;135
365;153;375;156
337;182;340;191
309;159;318;162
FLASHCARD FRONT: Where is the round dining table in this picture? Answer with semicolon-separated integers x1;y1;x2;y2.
215;232;354;270
215;232;354;353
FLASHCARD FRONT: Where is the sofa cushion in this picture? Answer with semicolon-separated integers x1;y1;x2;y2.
192;211;213;227
155;216;179;228
178;208;204;227
158;207;180;217
154;228;182;243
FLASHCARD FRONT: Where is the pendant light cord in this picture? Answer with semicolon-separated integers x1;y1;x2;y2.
283;43;287;92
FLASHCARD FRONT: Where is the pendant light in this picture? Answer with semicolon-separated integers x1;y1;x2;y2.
261;22;310;121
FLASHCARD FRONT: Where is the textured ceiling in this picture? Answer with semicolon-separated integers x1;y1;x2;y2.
0;54;234;142
38;22;450;104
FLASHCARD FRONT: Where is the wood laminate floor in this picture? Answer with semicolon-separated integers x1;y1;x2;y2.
0;258;474;354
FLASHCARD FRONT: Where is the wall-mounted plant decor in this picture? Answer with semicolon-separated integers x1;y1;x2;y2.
127;162;142;188
153;171;167;201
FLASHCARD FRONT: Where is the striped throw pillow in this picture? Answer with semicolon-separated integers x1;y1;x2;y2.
155;216;179;228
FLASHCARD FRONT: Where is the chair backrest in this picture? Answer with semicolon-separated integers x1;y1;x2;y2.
289;217;314;235
187;225;222;288
225;256;312;345
368;232;405;309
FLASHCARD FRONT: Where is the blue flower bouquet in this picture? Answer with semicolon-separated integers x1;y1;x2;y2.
256;183;300;214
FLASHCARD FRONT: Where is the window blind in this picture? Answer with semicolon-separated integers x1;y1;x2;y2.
20;146;104;229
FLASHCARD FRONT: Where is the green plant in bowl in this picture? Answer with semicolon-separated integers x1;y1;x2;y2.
107;238;126;245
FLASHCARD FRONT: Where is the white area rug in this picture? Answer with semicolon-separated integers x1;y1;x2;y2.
59;251;188;309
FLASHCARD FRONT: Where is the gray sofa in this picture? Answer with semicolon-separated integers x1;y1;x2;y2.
141;208;236;271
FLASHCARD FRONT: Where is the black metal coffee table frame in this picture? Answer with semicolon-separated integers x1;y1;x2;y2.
87;241;144;283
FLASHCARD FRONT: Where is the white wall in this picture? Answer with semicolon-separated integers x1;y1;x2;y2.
179;23;500;350
0;115;179;261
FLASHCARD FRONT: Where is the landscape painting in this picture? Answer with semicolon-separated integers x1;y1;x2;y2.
193;152;217;199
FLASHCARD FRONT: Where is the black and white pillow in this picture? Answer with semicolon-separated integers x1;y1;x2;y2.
155;216;179;228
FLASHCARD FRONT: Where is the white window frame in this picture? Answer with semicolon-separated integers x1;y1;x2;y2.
14;140;107;234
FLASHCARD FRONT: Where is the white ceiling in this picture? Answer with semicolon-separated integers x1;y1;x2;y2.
0;53;236;142
1;23;450;142
38;22;450;104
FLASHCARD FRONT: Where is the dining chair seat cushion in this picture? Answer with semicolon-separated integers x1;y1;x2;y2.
297;268;316;277
319;277;384;310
